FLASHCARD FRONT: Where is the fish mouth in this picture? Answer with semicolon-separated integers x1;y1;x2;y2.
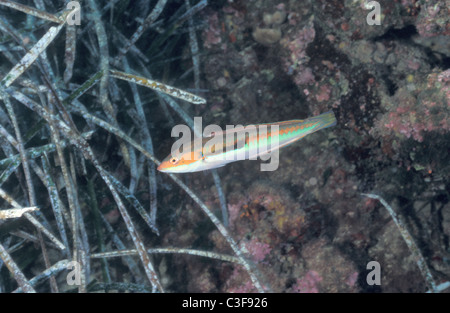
157;161;176;173
156;163;165;172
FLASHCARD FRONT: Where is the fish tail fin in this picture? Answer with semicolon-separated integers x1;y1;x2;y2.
309;110;337;131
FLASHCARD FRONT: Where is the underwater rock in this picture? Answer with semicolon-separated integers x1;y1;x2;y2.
252;27;282;45
263;10;287;26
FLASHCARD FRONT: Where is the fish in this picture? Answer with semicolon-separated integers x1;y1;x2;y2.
157;111;336;173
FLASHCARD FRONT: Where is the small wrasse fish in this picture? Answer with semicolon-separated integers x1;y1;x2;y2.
158;111;336;173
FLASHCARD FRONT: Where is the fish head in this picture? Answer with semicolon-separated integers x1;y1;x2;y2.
157;149;207;173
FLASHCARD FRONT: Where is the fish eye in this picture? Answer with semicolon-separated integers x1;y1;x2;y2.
169;157;179;165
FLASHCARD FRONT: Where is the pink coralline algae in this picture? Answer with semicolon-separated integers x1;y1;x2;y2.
281;19;316;86
438;69;450;101
345;271;359;288
315;84;331;102
224;267;268;293
202;12;222;49
415;1;449;37
294;67;315;86
243;238;272;263
292;270;323;293
377;69;450;142
226;280;257;293
227;201;247;227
